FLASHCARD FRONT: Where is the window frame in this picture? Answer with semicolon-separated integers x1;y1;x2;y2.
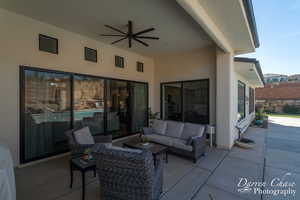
238;80;246;122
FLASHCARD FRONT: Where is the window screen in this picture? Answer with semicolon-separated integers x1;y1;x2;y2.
137;62;144;72
39;34;58;54
115;56;124;68
249;87;255;114
238;81;246;121
84;47;97;63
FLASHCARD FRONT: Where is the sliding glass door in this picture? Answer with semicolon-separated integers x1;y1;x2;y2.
130;82;148;132
73;75;105;135
161;79;209;124
162;83;182;121
183;80;209;124
21;67;149;163
106;80;129;138
22;70;71;162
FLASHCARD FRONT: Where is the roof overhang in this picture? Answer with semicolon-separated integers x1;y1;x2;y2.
234;57;265;87
176;0;260;54
0;0;213;57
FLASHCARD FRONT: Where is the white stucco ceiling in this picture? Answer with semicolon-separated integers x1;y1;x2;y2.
197;0;255;54
235;61;264;87
0;0;213;57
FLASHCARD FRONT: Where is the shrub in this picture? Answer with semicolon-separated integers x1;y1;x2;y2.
282;104;300;114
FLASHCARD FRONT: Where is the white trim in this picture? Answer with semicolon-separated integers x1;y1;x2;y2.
176;0;233;53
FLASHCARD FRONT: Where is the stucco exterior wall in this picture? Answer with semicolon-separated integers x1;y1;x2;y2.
216;53;257;149
0;8;259;166
153;46;217;124
0;8;155;166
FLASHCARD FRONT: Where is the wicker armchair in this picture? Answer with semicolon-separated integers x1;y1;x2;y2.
93;144;163;200
64;128;112;158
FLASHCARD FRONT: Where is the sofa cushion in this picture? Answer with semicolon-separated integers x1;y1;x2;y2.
186;135;202;145
165;121;184;138
181;123;205;140
171;138;193;152
143;134;172;146
73;127;95;145
152;120;167;135
142;127;153;135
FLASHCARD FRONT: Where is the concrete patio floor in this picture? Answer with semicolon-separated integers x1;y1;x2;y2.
15;117;300;200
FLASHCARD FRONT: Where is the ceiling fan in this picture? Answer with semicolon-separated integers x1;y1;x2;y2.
100;21;159;48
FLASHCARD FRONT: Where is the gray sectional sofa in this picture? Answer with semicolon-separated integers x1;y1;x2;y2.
142;120;206;163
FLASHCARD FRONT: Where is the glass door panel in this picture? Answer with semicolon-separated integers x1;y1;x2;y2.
23;70;71;162
73;75;105;135
106;80;129;138
130;82;148;132
183;80;209;124
162;83;182;121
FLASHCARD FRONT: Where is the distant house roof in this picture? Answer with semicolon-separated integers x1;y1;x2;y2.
256;83;300;100
264;74;288;78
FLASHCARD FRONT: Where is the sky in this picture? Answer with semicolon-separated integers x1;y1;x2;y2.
244;0;300;75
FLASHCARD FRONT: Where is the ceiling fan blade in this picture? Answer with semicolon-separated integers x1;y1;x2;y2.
111;37;128;45
100;34;126;37
133;28;155;36
133;38;149;47
135;36;159;40
104;24;127;35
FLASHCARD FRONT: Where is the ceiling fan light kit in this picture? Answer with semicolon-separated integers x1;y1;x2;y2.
100;20;160;48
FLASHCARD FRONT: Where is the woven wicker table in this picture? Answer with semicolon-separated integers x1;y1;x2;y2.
123;138;168;166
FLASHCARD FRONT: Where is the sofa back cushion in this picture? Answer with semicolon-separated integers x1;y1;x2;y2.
165;121;184;138
181;123;205;140
73;126;95;145
152;120;167;135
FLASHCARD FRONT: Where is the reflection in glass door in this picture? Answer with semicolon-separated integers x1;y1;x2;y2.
21;67;149;163
183;80;209;124
73;76;105;135
130;82;148;132
22;70;71;162
161;79;209;124
162;83;182;121
106;80;129;138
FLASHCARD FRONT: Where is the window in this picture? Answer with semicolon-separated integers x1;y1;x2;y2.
84;47;97;63
249;87;255;114
238;81;246;121
115;56;124;68
39;34;58;54
161;79;209;124
73;75;104;135
137;62;144;72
